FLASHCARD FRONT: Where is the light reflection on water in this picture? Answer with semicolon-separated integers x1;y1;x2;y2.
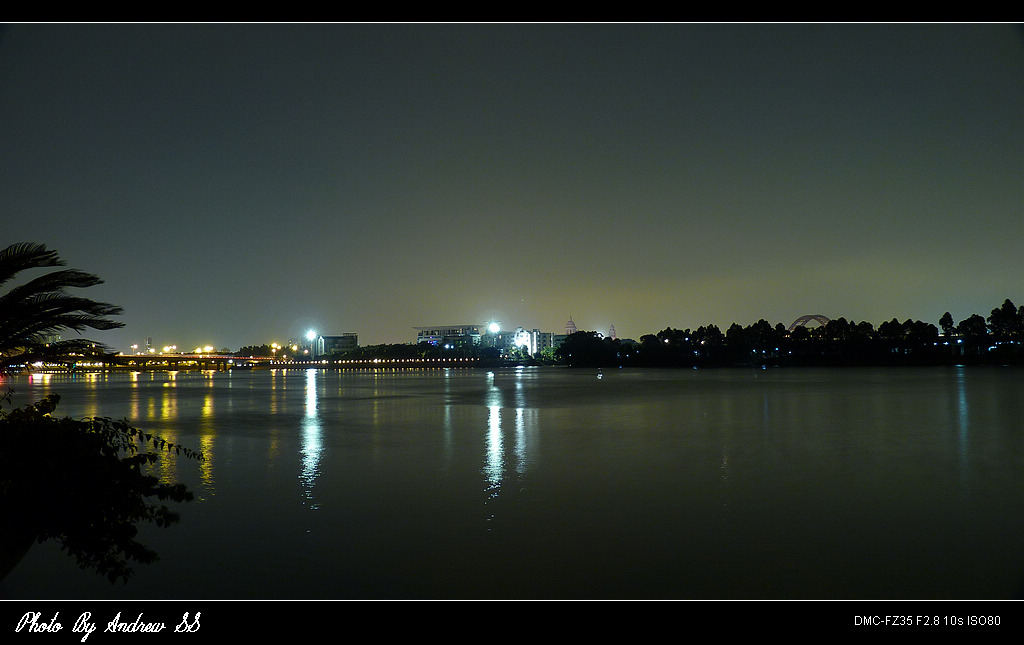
481;370;536;523
301;369;322;510
484;371;502;501
4;365;1024;599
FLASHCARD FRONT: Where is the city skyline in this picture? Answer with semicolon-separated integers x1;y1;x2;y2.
3;24;1023;351
97;299;1023;357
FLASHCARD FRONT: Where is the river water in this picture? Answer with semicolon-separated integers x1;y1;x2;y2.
2;365;1024;600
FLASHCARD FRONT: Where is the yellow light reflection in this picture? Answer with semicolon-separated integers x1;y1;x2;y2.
198;435;215;493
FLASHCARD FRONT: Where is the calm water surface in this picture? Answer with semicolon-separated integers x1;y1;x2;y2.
2;365;1024;599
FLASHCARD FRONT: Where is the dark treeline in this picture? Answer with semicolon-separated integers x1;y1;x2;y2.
556;298;1024;368
236;344;278;357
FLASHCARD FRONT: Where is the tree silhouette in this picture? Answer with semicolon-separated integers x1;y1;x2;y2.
0;242;124;372
957;314;989;342
987;298;1023;341
939;312;955;337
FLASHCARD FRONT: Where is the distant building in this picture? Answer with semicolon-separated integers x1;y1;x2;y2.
290;335;324;358
521;328;555;356
415;320;571;356
309;335;325;358
553;317;614;348
482;327;555;356
323;333;358;355
414;325;485;347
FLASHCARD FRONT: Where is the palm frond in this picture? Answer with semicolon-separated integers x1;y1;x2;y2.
0;243;64;288
0;243;124;372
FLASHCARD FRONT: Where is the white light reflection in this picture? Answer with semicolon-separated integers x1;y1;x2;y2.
300;369;322;510
483;372;503;499
954;366;970;502
719;447;731;522
514;376;528;476
442;369;454;469
481;370;536;506
955;366;969;453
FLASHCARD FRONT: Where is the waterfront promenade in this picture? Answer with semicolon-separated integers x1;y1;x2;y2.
20;354;488;373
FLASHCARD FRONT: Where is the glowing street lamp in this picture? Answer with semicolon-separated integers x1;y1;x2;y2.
306;330;321;359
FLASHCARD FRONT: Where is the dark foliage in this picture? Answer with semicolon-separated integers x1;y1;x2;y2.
0;391;202;583
558;299;1024;368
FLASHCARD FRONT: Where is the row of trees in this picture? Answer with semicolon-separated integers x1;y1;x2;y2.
557;299;1024;368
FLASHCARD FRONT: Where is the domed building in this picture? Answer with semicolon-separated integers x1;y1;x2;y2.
565;316;578;335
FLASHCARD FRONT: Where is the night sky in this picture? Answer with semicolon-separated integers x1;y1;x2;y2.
3;23;1023;352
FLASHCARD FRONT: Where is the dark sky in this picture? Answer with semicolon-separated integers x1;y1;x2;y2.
3;23;1023;352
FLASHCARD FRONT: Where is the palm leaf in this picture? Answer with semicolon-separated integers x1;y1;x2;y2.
0;243;63;288
0;243;124;372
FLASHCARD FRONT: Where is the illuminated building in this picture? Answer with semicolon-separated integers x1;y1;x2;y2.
414;325;485;347
414;321;563;356
516;328;555;356
480;326;555;357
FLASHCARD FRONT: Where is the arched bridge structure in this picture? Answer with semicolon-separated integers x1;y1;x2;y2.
787;314;832;331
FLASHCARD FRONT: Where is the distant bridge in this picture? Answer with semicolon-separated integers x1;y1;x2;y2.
787;314;832;331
